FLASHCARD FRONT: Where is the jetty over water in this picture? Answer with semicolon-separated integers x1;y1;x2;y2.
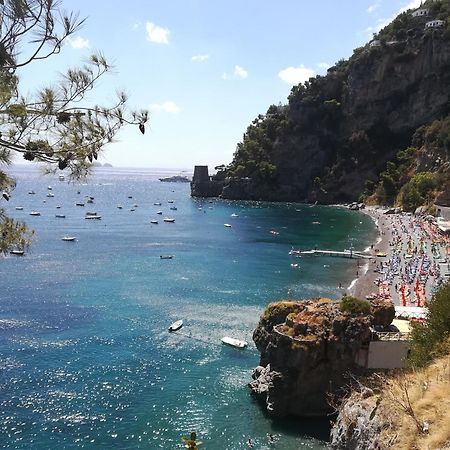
290;249;373;259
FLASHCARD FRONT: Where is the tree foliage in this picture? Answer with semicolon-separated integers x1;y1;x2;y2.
339;294;371;315
408;282;450;368
0;0;148;253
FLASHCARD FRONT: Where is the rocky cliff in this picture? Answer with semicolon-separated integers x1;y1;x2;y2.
249;298;395;417
330;348;450;449
198;0;450;204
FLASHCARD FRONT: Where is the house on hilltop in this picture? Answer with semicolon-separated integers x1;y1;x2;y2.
412;8;429;17
425;19;445;28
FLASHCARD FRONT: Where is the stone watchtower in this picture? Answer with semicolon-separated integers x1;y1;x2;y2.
190;165;224;197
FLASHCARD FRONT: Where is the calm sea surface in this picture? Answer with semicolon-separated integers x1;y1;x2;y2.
0;166;376;449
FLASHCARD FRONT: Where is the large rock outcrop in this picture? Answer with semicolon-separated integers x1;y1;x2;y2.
193;1;450;203
249;298;395;417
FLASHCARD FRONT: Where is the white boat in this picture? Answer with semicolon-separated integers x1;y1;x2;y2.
28;190;36;195
15;206;24;210
55;214;66;218
150;220;158;224
160;255;174;259
61;236;76;241
47;186;52;190
164;218;175;223
154;202;162;206
47;192;54;197
29;211;41;216
58;175;65;181
224;223;232;228
10;250;25;256
168;319;183;332
170;206;177;210
85;212;102;220
221;336;248;348
117;205;123;209
231;213;239;217
156;211;163;215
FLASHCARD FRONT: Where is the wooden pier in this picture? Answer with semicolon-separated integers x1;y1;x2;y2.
289;249;373;259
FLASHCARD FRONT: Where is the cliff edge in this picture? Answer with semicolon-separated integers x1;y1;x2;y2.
249;297;395;417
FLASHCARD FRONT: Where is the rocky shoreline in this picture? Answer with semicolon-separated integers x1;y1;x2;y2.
249;298;395;418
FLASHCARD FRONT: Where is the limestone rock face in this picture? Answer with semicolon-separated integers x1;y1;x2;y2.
370;299;395;327
330;389;386;450
250;299;375;417
197;24;450;203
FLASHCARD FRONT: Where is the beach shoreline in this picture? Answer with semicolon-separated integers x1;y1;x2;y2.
346;205;448;308
349;206;393;303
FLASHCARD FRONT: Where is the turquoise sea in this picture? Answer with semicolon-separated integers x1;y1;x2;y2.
0;166;376;449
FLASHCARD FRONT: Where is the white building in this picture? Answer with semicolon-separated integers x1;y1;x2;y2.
412;8;429;17
369;39;381;47
425;19;445;28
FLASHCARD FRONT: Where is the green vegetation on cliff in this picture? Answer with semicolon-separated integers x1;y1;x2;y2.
217;0;450;206
409;282;450;367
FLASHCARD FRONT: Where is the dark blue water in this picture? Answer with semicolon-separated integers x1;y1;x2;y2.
0;166;376;449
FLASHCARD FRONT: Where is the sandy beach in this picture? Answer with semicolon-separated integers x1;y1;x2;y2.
349;206;449;307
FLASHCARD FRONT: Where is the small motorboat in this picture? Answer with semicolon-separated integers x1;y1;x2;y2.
221;336;248;348
85;212;102;220
168;200;174;204
128;196;133;199
55;214;66;218
15;206;24;210
160;255;174;259
170;206;177;210
75;202;85;207
156;211;163;215
231;213;239;217
117;205;123;209
154;202;162;206
28;190;36;195
150;220;158;224
61;236;76;241
10;250;25;256
270;230;279;235
56;205;61;209
224;223;232;228
29;211;41;216
47;186;52;190
168;319;183;332
58;175;65;181
47;192;54;197
163;218;175;223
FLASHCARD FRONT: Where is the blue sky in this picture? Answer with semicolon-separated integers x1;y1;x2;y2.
18;0;422;170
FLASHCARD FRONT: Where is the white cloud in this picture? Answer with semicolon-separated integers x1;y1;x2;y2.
234;65;248;79
191;54;210;62
317;62;330;70
132;22;140;31
278;65;315;85
145;22;170;44
367;1;381;14
149;101;180;113
67;36;90;49
222;65;249;80
367;0;422;35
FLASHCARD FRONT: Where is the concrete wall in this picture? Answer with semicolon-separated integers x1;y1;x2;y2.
366;341;409;369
